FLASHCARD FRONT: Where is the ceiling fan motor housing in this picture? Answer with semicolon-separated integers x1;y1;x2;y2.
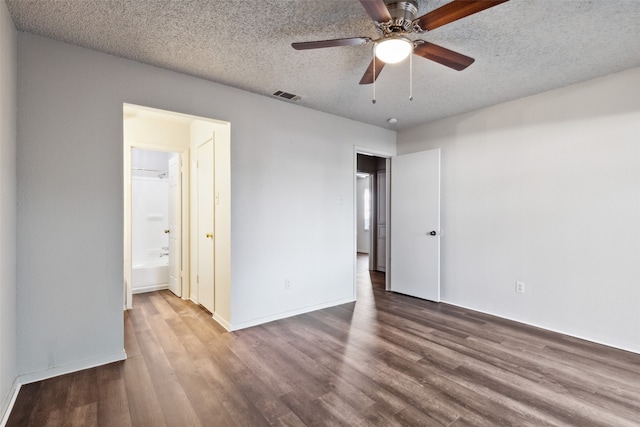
383;1;419;33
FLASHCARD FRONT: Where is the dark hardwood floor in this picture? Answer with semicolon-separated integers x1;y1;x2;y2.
8;255;640;426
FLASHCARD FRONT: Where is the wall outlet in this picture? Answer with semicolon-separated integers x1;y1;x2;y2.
285;279;291;290
516;281;525;293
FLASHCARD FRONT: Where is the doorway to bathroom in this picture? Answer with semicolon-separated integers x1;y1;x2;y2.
123;104;232;328
130;148;182;297
123;104;192;309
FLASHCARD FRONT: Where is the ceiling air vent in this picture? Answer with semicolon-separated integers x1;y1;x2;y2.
272;90;301;102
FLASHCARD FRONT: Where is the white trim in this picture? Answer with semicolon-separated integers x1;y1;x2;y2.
228;297;356;331
352;149;359;301
0;378;21;427
132;284;169;294
17;350;127;386
442;300;640;355
354;145;395;159
212;312;231;331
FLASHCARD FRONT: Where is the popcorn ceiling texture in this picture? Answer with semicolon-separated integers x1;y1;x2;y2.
5;0;640;129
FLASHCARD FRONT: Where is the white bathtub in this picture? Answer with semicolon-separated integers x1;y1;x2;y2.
132;259;169;294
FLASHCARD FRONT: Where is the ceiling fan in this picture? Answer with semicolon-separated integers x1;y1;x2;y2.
292;0;509;85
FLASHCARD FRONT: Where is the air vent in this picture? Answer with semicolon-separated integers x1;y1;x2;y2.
272;90;301;102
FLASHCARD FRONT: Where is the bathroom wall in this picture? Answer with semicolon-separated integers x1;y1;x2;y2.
131;149;170;267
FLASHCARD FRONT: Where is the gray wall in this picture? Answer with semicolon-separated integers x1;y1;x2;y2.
0;0;17;416
397;67;640;353
16;33;395;379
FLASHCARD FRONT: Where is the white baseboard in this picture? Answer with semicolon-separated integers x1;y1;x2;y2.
0;378;21;427
17;350;127;386
132;284;169;294
228;297;356;331
442;300;640;355
212;312;231;331
1;350;127;426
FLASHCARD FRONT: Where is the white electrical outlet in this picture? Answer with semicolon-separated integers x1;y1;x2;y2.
516;281;525;293
285;279;291;290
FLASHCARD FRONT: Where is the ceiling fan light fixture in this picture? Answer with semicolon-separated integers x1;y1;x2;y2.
375;37;413;64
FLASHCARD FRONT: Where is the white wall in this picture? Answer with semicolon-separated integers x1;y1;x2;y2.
0;0;17;419
131;148;170;268
16;32;395;378
356;176;370;253
397;67;640;353
131;177;169;266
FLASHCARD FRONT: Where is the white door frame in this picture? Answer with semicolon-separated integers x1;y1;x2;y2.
168;154;182;297
124;143;190;309
354;146;393;295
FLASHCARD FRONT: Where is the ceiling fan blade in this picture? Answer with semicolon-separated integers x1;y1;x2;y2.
292;37;371;50
359;57;385;85
413;42;475;71
414;0;509;32
359;0;392;23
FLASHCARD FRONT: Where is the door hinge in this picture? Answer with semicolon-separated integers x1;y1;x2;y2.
197;275;199;283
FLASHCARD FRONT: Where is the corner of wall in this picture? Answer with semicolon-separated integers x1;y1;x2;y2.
0;0;18;424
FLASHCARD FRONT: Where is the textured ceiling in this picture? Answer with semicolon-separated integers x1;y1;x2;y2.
6;0;640;130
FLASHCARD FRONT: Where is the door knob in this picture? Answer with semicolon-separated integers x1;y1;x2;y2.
164;229;170;234
206;233;214;239
429;231;437;236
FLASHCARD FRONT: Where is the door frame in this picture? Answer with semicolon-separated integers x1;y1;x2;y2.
354;146;393;295
167;153;182;297
124;143;190;309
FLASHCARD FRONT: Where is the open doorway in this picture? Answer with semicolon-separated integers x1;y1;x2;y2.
123;104;232;329
355;151;390;293
356;172;371;260
130;148;182;297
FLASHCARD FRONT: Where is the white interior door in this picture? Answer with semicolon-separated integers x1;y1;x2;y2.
198;140;215;313
168;154;181;297
390;148;441;301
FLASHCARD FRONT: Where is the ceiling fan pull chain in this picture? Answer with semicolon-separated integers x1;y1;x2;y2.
409;52;413;101
372;47;377;104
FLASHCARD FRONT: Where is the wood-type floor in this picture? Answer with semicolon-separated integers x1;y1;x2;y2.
8;255;640;426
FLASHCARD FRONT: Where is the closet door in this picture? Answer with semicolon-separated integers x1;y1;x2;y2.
197;140;215;313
